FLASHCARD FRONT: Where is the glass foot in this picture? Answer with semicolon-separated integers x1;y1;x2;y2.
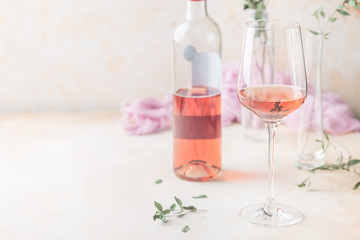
295;160;325;171
295;150;325;170
239;203;303;227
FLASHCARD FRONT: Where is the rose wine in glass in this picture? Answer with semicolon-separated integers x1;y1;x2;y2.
237;20;307;227
238;85;306;122
171;0;222;181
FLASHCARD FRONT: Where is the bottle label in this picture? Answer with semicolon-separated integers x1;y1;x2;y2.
183;45;222;91
191;52;221;90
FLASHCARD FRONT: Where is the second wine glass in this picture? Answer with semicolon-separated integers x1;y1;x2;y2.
237;20;307;227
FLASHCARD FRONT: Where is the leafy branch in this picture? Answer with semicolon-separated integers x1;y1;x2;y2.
298;132;360;190
243;0;266;11
309;0;359;39
243;0;267;21
153;196;204;223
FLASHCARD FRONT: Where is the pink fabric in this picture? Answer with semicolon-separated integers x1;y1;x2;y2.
285;90;360;134
121;64;360;135
221;63;243;126
322;92;360;134
121;95;172;135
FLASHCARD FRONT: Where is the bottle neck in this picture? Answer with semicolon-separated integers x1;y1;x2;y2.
186;0;208;19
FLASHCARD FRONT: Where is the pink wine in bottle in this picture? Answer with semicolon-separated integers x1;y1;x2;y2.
173;87;221;181
238;85;306;123
172;0;222;181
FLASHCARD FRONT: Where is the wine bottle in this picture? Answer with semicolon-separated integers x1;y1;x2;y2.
172;0;222;181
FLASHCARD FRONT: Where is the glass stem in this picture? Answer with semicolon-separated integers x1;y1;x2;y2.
316;36;324;136
263;122;279;216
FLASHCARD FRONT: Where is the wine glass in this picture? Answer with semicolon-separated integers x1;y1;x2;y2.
237;20;307;227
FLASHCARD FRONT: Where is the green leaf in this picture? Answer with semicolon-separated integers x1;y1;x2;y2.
246;0;255;9
309;29;320;35
192;195;207;199
182;225;190;233
297;182;306;188
319;8;325;18
256;1;266;11
170;203;176;211
183;206;197;211
323;131;329;142
174;196;183;211
347;159;360;168
336;9;350;16
349;0;359;10
315;139;325;150
323;131;330;150
349;0;356;5
160;215;166;223
324;32;332;38
353;181;360;190
153;214;157;221
313;10;319;19
297;179;307;188
155;179;163;184
154;201;163;211
328;16;337;22
163;209;171;215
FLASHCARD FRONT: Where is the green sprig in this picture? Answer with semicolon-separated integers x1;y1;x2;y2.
243;0;266;11
309;0;359;39
152;196;202;224
298;132;360;190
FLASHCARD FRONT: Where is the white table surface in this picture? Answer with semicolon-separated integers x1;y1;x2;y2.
0;112;359;240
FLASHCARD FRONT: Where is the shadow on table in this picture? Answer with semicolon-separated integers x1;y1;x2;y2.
214;169;260;182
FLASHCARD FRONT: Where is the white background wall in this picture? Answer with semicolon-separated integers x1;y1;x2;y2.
0;0;359;117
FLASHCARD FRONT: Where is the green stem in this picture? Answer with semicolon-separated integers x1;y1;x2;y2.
321;10;337;35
